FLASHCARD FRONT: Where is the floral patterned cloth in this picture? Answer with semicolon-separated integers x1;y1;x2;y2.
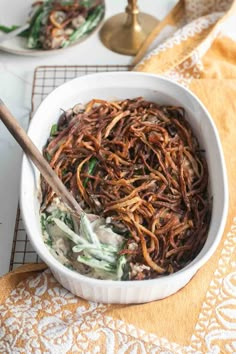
1;1;236;352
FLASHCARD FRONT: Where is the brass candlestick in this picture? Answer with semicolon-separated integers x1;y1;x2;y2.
99;0;159;56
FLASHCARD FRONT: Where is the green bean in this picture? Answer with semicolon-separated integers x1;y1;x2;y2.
80;0;95;7
63;5;104;47
73;244;117;264
117;255;127;280
77;255;117;273
50;124;58;136
83;157;97;187
80;212;101;247
53;218;87;245
27;11;44;48
27;1;52;49
0;25;29;38
0;25;19;33
44;151;52;162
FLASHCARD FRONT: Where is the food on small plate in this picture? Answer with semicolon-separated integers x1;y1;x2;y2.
0;0;104;50
40;97;211;281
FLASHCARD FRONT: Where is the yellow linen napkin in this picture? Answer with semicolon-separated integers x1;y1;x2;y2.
1;1;236;352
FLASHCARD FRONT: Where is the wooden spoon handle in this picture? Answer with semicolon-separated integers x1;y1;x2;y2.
0;99;82;215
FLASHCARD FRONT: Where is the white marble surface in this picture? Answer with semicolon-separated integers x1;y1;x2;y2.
0;0;177;276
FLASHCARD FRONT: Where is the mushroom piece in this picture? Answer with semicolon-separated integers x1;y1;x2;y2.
73;103;85;114
64;28;74;36
92;219;125;247
51;28;65;37
51;36;66;49
49;11;67;28
72;15;86;29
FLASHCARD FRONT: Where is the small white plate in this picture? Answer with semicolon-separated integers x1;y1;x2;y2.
0;0;104;56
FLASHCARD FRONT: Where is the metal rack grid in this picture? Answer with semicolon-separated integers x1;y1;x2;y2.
9;65;131;271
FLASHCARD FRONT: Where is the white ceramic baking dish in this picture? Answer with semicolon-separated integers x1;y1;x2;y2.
20;72;228;304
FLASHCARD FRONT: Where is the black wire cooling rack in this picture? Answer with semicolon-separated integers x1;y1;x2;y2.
10;64;131;271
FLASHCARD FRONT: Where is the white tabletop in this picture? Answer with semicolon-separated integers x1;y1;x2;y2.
0;0;178;276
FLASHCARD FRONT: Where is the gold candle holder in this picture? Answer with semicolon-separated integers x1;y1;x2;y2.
99;0;159;56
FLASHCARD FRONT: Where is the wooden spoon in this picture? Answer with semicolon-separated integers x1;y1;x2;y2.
0;98;83;218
